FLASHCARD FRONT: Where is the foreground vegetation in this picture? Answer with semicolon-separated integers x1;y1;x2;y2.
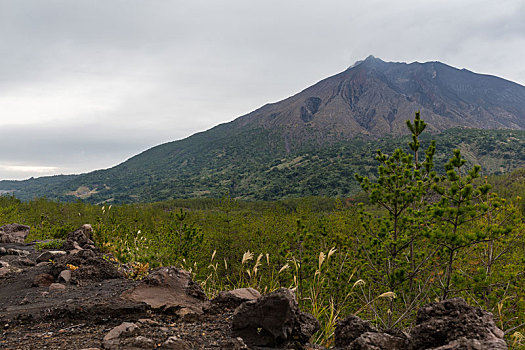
1;116;525;347
1;179;523;346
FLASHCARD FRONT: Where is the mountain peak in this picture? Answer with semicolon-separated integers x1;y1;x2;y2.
348;55;384;69
243;56;525;139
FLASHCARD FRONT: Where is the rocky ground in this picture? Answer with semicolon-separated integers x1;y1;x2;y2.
0;224;510;349
0;225;320;350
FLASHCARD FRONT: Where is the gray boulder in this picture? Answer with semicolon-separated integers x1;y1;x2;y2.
33;273;55;287
211;287;261;310
63;224;95;250
410;298;507;350
36;250;67;263
0;266;9;277
121;267;208;315
102;321;139;350
50;249;122;283
58;269;72;283
49;282;66;292
231;288;320;347
335;314;378;347
0;223;30;243
334;314;409;350
334;298;506;350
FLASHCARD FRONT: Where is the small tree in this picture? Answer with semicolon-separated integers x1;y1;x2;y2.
430;149;491;299
355;112;437;328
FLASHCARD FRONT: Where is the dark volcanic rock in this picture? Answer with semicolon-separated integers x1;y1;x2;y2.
231;288;320;347
51;249;122;283
32;273;55;287
334;314;378;347
334;298;506;350
410;298;507;350
16;257;36;267
161;336;192;349
348;330;410;350
211;287;261;310
36;250;67;263
334;314;409;350
0;223;30;244
121;267;208;314
102;321;139;349
58;269;72;283
63;224;95;250
7;248;29;256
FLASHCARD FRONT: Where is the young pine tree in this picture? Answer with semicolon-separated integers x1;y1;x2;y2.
354;112;437;328
430;149;491;299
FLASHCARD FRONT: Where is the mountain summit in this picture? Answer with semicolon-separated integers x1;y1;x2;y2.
229;56;525;147
2;57;525;202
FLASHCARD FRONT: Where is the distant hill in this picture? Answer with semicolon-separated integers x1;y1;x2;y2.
2;56;525;203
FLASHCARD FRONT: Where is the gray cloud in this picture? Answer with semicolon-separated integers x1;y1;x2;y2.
1;0;524;180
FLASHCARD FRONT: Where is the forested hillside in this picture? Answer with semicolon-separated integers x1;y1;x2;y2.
1;127;524;203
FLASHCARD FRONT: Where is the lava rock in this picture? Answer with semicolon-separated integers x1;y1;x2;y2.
102;322;138;350
216;287;260;303
334;298;506;350
129;335;156;348
51;249;121;283
7;248;29;256
219;337;249;349
0;224;30;244
121;266;208;314
0;266;9;277
33;273;55;287
335;314;378;347
58;269;72;283
348;330;410;350
410;298;507;350
232;288;320;347
63;224;95;250
49;283;66;292
161;336;191;349
211;287;261;311
36;250;67;263
16;257;35;267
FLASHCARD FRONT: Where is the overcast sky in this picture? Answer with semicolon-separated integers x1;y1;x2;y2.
1;0;524;180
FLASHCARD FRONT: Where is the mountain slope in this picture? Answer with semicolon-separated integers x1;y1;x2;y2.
229;55;525;149
2;56;525;203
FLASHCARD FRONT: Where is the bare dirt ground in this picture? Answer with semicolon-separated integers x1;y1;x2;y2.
0;242;247;350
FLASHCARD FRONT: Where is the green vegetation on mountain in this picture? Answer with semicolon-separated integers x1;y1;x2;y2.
1;127;524;203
